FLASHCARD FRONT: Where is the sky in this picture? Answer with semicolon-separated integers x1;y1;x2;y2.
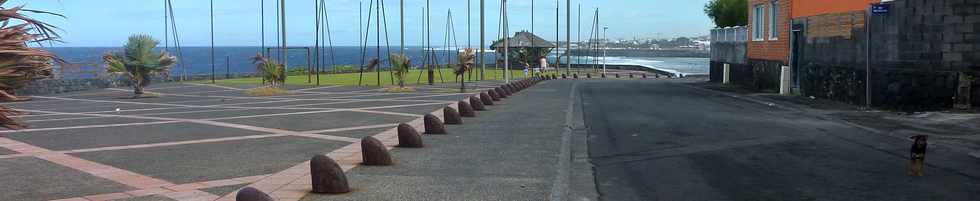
12;0;714;47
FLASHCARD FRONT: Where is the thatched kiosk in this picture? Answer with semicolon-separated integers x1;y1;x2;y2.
490;31;556;71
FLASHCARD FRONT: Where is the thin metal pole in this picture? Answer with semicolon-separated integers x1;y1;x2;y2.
261;0;265;54
164;0;168;49
575;4;580;75
226;55;230;79
281;0;288;86
530;0;534;35
503;0;509;83
427;0;434;85
376;0;381;87
210;0;215;84
314;0;321;85
566;0;571;72
400;0;404;55
479;0;485;80
866;7;872;108
556;0;559;74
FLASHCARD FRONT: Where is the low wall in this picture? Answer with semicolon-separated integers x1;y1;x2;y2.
17;73;261;96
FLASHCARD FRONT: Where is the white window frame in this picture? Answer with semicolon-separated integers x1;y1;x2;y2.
769;0;779;40
752;4;766;41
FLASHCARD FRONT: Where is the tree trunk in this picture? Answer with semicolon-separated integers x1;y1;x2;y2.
134;80;144;95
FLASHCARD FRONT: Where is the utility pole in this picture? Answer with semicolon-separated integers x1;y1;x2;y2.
479;0;485;80
603;26;608;75
556;0;559;74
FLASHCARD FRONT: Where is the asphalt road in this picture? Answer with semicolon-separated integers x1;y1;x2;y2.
578;79;980;201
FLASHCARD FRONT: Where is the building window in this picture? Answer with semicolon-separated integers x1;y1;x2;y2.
753;4;765;41
769;1;779;40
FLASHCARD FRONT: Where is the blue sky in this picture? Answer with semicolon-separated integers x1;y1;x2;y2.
13;0;713;47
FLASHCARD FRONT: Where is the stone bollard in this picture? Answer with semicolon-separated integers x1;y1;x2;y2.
573;74;579;79
361;136;393;166
562;74;567;79
470;96;486;111
236;187;274;201
457;101;476;117
615;74;620;78
587;74;592;79
601;73;606;78
423;114;446;134
311;155;350;194
495;87;508;98
630;74;634;78
488;89;502;101
443;106;463;124
480;92;495;105
397;123;423;148
501;86;513;96
642;74;648;78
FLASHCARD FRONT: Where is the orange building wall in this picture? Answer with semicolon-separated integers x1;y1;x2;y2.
747;0;792;63
792;0;880;18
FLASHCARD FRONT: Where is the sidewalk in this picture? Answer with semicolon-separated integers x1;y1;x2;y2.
692;80;980;158
300;80;597;201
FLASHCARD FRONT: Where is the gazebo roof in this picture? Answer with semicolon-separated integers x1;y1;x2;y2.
490;31;556;49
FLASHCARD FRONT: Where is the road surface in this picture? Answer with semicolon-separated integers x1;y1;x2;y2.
579;79;980;201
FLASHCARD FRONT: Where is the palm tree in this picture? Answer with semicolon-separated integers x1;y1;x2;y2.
103;35;176;97
456;48;476;92
0;0;62;129
250;53;285;88
390;54;411;88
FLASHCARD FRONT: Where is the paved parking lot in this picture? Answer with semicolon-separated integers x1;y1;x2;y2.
0;81;503;201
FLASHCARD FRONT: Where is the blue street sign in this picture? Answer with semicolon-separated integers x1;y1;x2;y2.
871;4;890;14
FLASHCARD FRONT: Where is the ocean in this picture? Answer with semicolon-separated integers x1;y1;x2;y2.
45;46;708;79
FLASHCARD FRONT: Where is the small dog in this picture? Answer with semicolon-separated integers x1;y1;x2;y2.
907;135;928;176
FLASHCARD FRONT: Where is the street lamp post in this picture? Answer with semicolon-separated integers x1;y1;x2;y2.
603;26;608;75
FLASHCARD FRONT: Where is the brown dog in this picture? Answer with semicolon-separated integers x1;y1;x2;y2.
907;135;928;176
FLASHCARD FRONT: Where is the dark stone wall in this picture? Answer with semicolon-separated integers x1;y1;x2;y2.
797;0;980;110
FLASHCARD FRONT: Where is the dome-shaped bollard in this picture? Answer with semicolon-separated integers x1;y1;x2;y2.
236;187;274;201
397;123;423;148
573;74;579;79
562;74;567;79
311;155;350;194
488;89;502;101
586;74;592;78
629;74;634;78
615;74;621;78
361;136;393;166
443;106;462;124
480;92;495;105
495;87;508;98
642;74;648;78
502;86;513;96
423;114;446;134
470;96;486;111
457;101;476;117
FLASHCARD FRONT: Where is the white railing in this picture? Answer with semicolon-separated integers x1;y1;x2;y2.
710;26;747;43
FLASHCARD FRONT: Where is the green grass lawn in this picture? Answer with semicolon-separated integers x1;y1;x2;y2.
202;68;555;87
